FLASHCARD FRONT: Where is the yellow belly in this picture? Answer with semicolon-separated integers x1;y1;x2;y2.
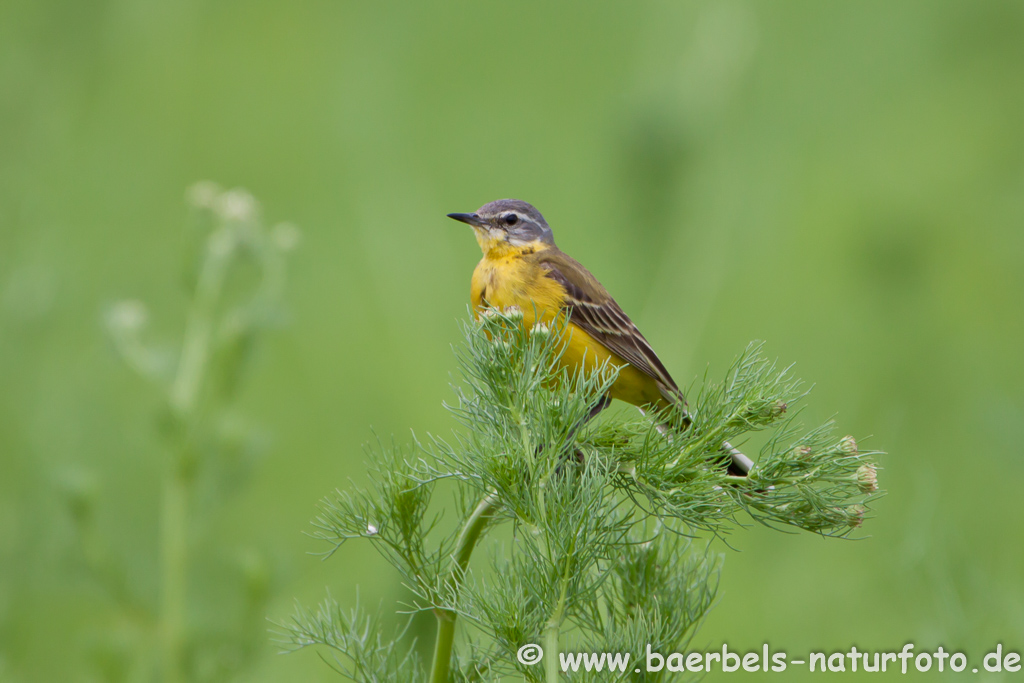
471;256;668;410
556;320;668;408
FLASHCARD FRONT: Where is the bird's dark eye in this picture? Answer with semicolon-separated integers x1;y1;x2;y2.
503;213;519;226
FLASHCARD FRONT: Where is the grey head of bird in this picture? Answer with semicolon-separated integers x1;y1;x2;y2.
447;199;555;247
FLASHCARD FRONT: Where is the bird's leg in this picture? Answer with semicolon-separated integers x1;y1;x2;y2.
583;394;613;426
568;394;612;444
549;394;611;470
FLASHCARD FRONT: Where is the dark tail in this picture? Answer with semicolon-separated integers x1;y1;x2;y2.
647;401;755;479
583;394;755;478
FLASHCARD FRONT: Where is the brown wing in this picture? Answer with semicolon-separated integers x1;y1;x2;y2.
538;249;684;404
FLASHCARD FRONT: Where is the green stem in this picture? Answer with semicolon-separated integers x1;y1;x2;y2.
429;612;457;683
159;226;234;683
429;493;499;683
159;470;188;683
169;227;232;417
544;559;573;683
544;622;560;683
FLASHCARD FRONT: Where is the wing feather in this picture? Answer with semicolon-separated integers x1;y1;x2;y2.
538;251;684;404
536;250;755;474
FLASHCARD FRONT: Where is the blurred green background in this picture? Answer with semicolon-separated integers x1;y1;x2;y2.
2;0;1023;680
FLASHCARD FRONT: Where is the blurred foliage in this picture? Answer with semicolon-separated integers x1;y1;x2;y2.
20;183;294;683
1;1;1023;681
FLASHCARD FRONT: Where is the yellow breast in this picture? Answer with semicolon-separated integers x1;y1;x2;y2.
470;249;563;320
470;246;668;409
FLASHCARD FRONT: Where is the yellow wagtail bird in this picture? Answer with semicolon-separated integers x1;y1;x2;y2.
448;198;753;477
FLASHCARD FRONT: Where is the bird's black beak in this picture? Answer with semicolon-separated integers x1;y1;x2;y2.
447;212;486;228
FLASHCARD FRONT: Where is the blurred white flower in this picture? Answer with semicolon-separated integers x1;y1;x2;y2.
105;299;148;333
216;188;258;222
186;180;221;209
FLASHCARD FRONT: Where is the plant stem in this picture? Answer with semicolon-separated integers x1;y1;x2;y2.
159;469;188;683
169;226;231;416
429;493;499;683
544;622;560;683
159;226;233;683
544;552;573;683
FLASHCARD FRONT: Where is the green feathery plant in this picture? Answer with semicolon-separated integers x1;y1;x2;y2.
79;183;298;683
281;308;882;682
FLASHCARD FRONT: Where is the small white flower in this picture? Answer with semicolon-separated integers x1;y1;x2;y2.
502;305;524;322
856;464;878;493
530;322;551;341
850;505;866;528
186;181;221;209
216;188;258;222
106;299;148;333
366;524;378;536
